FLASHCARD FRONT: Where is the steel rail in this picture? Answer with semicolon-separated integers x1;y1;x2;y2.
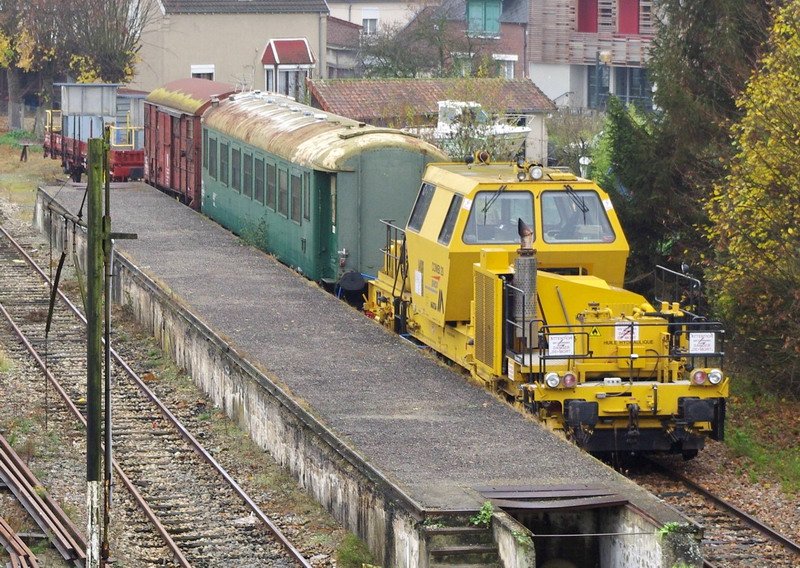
110;352;314;568
1;223;312;568
0;435;85;565
645;458;800;565
0;514;39;568
0;299;192;568
667;465;800;556
0;226;192;567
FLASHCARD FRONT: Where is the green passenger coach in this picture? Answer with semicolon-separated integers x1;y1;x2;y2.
201;91;447;289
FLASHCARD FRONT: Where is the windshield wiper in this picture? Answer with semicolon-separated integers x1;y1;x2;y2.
482;184;507;213
564;184;589;222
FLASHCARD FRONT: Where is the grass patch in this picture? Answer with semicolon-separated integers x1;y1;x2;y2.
0;143;64;222
0;129;41;150
0;348;12;372
726;377;800;493
727;427;800;492
336;533;375;568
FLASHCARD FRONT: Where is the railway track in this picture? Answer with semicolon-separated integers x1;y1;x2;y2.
628;458;800;568
0;222;311;567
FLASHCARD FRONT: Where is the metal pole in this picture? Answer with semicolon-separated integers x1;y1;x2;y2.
594;52;600;109
102;127;113;564
86;138;104;568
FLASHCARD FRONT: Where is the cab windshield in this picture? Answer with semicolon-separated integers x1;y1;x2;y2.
541;189;615;243
463;190;534;244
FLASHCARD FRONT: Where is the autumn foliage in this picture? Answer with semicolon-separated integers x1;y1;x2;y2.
706;0;800;392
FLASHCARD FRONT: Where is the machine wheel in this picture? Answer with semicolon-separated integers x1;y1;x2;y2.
681;449;698;460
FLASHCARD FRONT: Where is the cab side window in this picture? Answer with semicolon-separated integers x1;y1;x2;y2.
408;182;436;232
438;194;463;245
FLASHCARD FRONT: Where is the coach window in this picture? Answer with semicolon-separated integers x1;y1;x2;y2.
303;172;311;220
330;178;337;229
278;169;289;216
219;142;229;186
254;158;265;203
243;153;253;198
438;194;464;245
208;137;217;179
202;130;208;169
408;182;436;232
266;163;276;209
231;147;241;191
291;174;302;223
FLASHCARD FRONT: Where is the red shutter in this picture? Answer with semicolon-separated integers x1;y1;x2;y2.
618;0;640;34
577;0;598;33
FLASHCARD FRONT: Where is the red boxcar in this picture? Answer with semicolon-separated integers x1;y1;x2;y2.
44;84;146;182
144;79;237;210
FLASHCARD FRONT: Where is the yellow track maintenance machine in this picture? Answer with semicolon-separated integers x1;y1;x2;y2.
364;154;729;458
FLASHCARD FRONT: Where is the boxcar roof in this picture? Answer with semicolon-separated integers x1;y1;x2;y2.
146;78;238;116
204;91;448;171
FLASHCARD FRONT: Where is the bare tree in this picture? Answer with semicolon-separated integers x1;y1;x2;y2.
68;0;153;83
1;0;71;131
0;0;26;128
432;80;528;160
0;0;153;131
360;4;496;78
546;108;605;172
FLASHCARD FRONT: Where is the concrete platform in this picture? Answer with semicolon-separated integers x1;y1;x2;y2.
35;182;703;568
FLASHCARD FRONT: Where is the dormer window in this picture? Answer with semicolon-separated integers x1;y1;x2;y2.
467;0;501;37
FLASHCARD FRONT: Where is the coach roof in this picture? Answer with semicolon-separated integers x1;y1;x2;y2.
204;92;447;171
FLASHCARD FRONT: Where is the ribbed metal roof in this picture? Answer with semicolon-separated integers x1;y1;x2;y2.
204;92;448;171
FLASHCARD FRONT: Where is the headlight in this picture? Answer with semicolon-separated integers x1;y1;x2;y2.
562;372;577;388
545;372;560;388
708;369;724;385
530;166;544;180
691;369;708;385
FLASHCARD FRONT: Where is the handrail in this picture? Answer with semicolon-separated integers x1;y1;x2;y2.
108;125;144;149
45;110;62;133
655;264;704;316
504;293;726;378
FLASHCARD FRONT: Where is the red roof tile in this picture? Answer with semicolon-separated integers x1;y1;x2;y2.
307;78;556;124
262;38;316;66
327;16;362;48
162;0;328;14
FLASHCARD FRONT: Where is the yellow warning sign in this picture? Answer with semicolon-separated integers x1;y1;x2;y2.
590;327;602;337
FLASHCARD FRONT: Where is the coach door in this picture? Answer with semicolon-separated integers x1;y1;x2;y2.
170;115;181;193
320;174;337;281
156;111;171;189
358;149;428;277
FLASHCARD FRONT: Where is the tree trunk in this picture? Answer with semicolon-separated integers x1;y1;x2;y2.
7;67;24;130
